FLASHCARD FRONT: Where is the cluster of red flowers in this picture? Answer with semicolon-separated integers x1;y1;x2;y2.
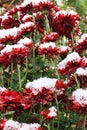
0;22;35;44
21;77;66;109
36;42;59;60
0;44;30;66
0;119;43;130
0;0;87;129
41;106;57;120
0;87;22;113
57;52;82;75
49;10;80;38
75;34;87;53
67;88;87;113
75;67;87;87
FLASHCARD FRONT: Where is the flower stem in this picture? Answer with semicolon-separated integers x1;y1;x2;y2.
55;97;60;130
74;74;80;89
21;56;28;86
17;64;21;90
82;116;86;130
0;67;4;86
10;62;13;88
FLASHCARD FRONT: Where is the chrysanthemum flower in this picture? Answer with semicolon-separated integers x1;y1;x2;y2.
67;88;87;113
0;87;22;112
41;32;58;42
41;106;57;120
80;57;87;68
75;34;87;53
36;42;58;60
49;10;80;38
0;22;35;44
21;77;66;109
34;11;45;34
57;46;71;58
0;119;43;130
1;15;20;29
0;44;30;66
55;79;67;89
75;67;87;87
21;14;33;23
22;0;55;12
17;37;33;48
57;52;82;75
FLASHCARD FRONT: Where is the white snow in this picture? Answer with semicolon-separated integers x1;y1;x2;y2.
75;67;87;76
25;77;57;95
71;88;87;106
59;46;71;52
39;42;56;49
22;14;32;21
48;106;57;117
17;37;33;45
76;33;87;45
19;123;41;130
55;10;78;18
3;120;21;130
1;44;25;54
22;0;48;6
57;52;81;69
0;86;7;94
0;27;19;39
19;22;35;29
3;120;41;130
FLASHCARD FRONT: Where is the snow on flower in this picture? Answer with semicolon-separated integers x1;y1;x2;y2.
0;88;22;112
75;67;87;87
1;119;43;130
21;77;66;109
1;14;19;29
41;32;58;43
75;67;87;76
21;14;33;23
36;42;58;60
17;37;33;48
57;45;71;57
41;106;57;120
0;22;35;44
25;77;57;95
57;52;82;75
75;33;87;53
22;0;49;6
49;9;80;38
67;88;87;112
0;87;7;95
0;44;30;66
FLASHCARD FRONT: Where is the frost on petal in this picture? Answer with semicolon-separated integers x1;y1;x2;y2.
25;77;57;95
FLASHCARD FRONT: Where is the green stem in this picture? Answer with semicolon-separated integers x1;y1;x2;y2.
21;56;28;86
10;62;13;88
55;97;60;130
0;67;4;86
32;45;36;79
74;74;80;89
82;116;86;130
17;64;21;90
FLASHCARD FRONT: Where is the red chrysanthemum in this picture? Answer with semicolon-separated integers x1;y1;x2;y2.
75;34;87;53
49;10;80;38
67;88;87;113
0;44;30;66
36;42;58;60
0;88;22;112
41;32;58;42
57;52;82;75
41;106;57;120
